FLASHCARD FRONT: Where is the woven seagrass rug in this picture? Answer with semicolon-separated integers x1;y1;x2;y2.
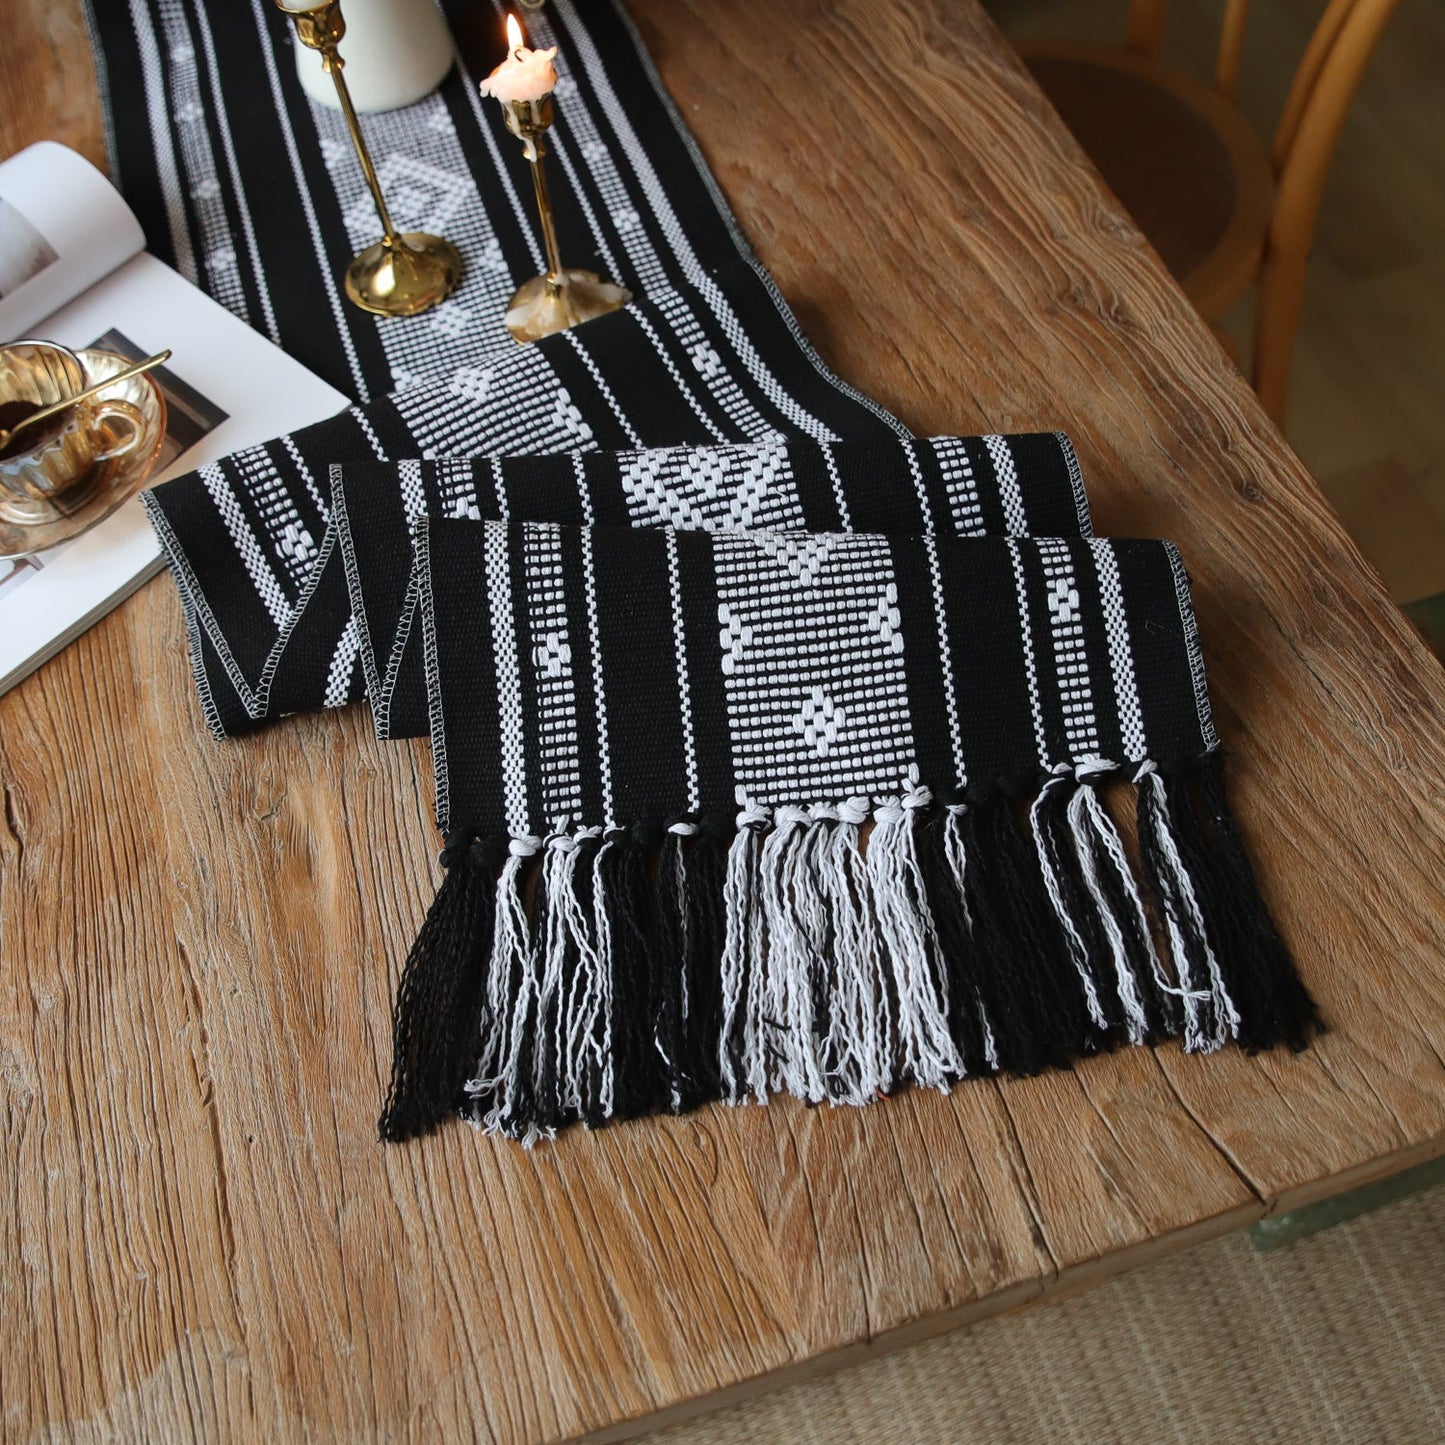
652;1185;1445;1444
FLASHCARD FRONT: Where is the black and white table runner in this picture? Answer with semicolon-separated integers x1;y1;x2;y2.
412;519;1313;1140
336;429;1090;739
88;0;1318;1143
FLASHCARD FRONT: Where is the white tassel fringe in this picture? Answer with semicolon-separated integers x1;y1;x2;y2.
456;761;1257;1142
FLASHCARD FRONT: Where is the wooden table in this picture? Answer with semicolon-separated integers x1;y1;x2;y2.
5;1;1444;1440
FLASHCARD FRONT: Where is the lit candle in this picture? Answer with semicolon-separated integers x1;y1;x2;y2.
479;15;557;104
479;10;630;342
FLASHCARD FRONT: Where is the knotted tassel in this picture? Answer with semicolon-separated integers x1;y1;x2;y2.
655;821;716;1114
915;803;993;1079
757;805;829;1102
379;831;505;1143
820;799;894;1101
1169;752;1321;1051
1065;761;1180;1044
597;829;670;1121
868;782;963;1091
537;829;605;1128
719;804;769;1103
925;803;999;1076
1132;762;1233;1051
473;836;545;1141
1029;771;1117;1041
680;818;730;1108
960;789;1100;1072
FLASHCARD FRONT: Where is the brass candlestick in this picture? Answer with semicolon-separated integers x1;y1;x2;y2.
496;93;631;343
277;0;462;317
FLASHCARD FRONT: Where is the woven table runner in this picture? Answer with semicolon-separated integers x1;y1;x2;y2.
335;429;1089;739
87;0;1318;1143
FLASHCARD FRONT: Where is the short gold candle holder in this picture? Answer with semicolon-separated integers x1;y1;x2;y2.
498;93;631;344
277;0;462;318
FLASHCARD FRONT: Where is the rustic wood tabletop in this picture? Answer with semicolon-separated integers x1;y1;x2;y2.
3;0;1443;1439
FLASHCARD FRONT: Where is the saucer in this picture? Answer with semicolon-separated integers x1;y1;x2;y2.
0;349;168;559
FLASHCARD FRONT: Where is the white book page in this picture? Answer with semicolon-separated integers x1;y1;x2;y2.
0;142;145;341
0;252;350;693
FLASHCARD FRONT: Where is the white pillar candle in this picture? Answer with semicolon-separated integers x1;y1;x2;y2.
479;14;557;103
289;0;456;114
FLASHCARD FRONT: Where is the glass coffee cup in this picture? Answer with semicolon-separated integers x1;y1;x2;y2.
0;340;147;521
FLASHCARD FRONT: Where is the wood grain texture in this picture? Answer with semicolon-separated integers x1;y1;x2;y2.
3;0;1444;1440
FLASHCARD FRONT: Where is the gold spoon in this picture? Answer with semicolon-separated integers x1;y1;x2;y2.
0;349;172;451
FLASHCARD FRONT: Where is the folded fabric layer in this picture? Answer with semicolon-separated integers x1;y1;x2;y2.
143;259;914;737
334;430;1090;739
384;519;1318;1142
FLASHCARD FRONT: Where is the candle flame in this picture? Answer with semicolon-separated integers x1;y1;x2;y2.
506;13;524;53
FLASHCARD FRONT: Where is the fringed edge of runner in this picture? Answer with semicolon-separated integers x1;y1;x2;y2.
378;748;1320;1145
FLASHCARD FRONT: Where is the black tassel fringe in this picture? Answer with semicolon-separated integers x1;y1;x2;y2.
382;755;1321;1143
1174;753;1321;1050
378;833;505;1143
917;811;991;1078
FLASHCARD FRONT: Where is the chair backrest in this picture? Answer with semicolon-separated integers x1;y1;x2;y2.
1125;0;1255;99
1124;0;1395;141
1256;0;1399;419
1124;0;1400;422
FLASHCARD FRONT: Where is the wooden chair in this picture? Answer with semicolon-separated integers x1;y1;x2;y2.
1019;0;1398;426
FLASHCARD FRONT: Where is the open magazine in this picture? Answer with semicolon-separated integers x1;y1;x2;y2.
0;142;348;695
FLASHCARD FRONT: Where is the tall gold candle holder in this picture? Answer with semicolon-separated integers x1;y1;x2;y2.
276;0;462;317
489;64;631;342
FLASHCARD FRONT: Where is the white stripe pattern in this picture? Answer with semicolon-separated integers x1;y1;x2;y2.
484;521;530;837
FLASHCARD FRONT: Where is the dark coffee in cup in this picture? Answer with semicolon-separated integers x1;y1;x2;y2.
0;399;75;461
